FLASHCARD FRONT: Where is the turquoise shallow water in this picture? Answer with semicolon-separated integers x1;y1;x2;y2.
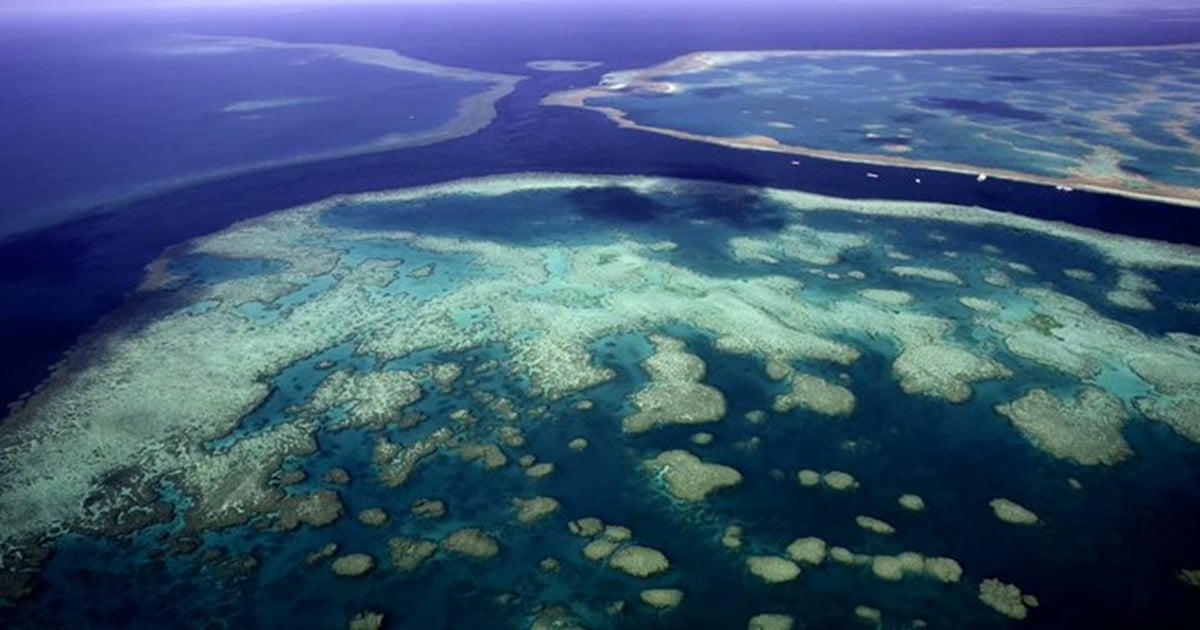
4;178;1199;628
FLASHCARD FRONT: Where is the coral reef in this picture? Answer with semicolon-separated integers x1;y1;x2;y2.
277;491;344;530
645;450;743;501
858;289;915;306
855;516;895;536
568;517;605;538
584;539;620;561
996;388;1131;465
623;336;727;434
772;372;857;418
855;606;882;624
978;578;1038;620
748;614;794;630
898;494;925;511
722;525;745;550
890;266;964;285
796;469;821;487
893;344;1011;403
640;588;684;609
349;611;384;630
747;555;802;583
441;528;500;559
387;537;439;571
331;553;375;577
1176;569;1200;589
989;498;1040;525
411;498;447;519
785;537;827;565
512;496;561;524
526;462;556;479
306;369;422;430
609;545;671;577
375;428;455;487
357;508;388;527
4;172;1200;624
1106;270;1158;311
830;546;871;566
306;542;338;565
822;470;859;491
870;552;961;583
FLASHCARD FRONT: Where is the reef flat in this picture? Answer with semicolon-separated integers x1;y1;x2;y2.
546;45;1200;206
153;33;524;161
526;60;604;72
1;174;1199;627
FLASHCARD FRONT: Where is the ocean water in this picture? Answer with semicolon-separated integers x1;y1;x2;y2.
1;3;1200;629
0;24;508;236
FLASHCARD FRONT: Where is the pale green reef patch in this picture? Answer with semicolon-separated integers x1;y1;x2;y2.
748;613;795;630
855;515;896;536
892;343;1012;403
890;265;965;286
639;588;684;609
622;335;727;434
220;96;331;114
785;537;827;565
303;369;423;430
858;289;915;306
1105;270;1160;311
746;555;802;584
525;60;603;72
990;498;1040;526
979;578;1039;620
995;388;1131;466
772;371;857;418
645;450;743;502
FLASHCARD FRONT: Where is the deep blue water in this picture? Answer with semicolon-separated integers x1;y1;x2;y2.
4;2;1200;417
2;3;1200;628
0;26;492;233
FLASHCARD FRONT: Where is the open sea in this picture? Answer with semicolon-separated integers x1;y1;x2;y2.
1;2;1199;628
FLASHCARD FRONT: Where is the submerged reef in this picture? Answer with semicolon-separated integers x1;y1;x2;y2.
609;545;671;578
995;388;1131;466
892;343;1011;403
640;588;684;609
785;537;827;566
645;450;743;502
548;46;1200;206
1;173;1198;625
898;494;926;511
748;613;795;630
525;59;603;72
162;33;524;157
622;335;727;434
772;372;856;418
990;498;1040;526
746;555;802;584
978;578;1039;620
